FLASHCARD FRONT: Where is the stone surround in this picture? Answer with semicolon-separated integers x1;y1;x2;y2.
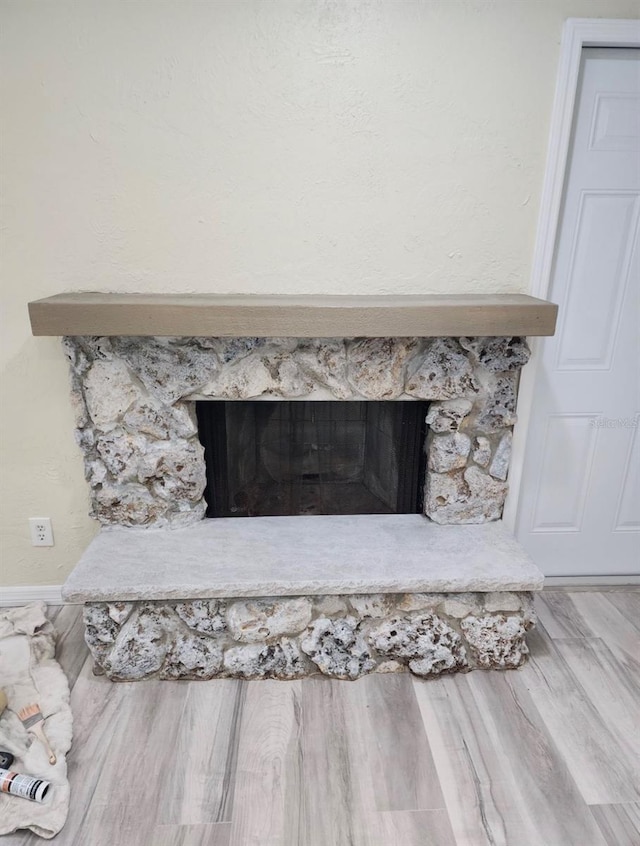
84;590;536;681
61;333;543;682
63;334;530;528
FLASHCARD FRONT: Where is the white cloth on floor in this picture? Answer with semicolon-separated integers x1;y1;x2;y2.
0;602;72;839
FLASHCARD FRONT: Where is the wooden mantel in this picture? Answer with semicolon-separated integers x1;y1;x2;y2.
28;292;558;338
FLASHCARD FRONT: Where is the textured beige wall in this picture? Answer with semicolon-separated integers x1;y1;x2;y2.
1;0;637;587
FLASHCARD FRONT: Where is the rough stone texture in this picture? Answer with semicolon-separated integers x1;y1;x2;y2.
110;337;217;405
295;340;351;399
137;440;206;503
102;604;175;681
123;399;196;441
225;598;312;643
64;335;531;528
428;432;471;473
475;372;519;433
490;432;513;481
314;596;348;616
459;337;531;372
472;436;492;468
425;467;508;525
396;593;448;612
461;614;530;668
425;399;473;433
370;613;468;677
347;338;416;399
348;594;394;618
161;633;223;679
175;599;227;634
83;591;536;681
107;601;134;625
83;604;118;666
223;639;309;679
93;483;172;527
483;591;523;613
83;359;141;431
405;338;479;400
300;617;376;680
440;592;482;618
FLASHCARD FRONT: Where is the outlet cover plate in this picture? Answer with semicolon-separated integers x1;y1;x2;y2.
29;517;54;547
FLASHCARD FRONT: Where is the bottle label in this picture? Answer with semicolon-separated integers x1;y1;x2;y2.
0;768;51;803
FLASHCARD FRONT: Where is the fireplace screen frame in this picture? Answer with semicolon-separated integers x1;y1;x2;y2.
197;400;428;519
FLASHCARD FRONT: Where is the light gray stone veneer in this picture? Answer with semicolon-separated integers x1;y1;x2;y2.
63;335;530;527
83;591;536;681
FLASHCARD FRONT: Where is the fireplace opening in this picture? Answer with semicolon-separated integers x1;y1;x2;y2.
196;401;428;518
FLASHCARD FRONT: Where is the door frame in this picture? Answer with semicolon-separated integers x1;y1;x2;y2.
503;17;640;531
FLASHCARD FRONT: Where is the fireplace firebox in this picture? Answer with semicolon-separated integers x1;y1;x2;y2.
197;400;428;518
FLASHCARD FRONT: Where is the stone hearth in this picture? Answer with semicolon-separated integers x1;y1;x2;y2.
84;592;535;681
59;332;543;682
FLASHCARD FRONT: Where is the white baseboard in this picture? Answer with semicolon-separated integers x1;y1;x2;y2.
0;585;64;607
543;575;640;588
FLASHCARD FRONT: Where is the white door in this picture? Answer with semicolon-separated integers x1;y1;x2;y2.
516;48;640;577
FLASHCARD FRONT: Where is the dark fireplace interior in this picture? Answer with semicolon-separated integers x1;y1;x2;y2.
197;400;428;518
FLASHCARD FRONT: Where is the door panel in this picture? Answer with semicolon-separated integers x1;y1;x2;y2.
516;48;640;576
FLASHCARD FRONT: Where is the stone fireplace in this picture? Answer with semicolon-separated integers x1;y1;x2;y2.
28;291;558;682
56;330;545;682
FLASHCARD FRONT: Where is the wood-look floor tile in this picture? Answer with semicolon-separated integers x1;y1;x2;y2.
602;590;640;631
568;592;640;673
413;674;540;846
553;637;640;765
465;670;609;845
297;677;367;846
535;592;595;639
590;803;640;846
85;679;188;811
343;672;448;813
524;627;640;804
366;810;456;846
156;680;245;826
153;823;232;846
0;831;37;845
50;603;89;689
228;680;302;846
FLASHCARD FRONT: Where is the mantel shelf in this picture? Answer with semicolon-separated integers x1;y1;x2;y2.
28;292;558;338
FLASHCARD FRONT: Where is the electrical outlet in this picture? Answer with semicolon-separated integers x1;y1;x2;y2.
29;517;54;547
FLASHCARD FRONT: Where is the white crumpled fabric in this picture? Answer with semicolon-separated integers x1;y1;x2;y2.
0;602;73;839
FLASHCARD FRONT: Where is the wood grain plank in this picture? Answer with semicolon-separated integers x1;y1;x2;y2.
27;292;558;338
553;637;640;765
366;810;456;846
50;604;89;690
567;592;640;673
59;660;133;843
81;680;188;813
535;591;596;639
464;670;608;845
524;628;639;804
603;590;640;631
156;680;245;825
413;674;541;846
342;673;448;813
296;678;367;846
590;803;640;846
228;680;302;846
153;823;232;846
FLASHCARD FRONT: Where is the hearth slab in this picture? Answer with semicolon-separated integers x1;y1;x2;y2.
62;515;543;602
